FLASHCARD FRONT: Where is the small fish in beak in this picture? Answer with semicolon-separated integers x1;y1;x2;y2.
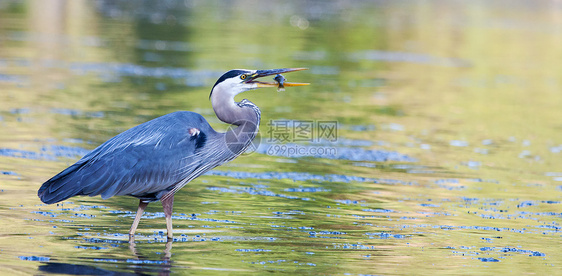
274;74;286;92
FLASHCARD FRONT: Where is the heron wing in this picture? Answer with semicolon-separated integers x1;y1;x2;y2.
38;111;213;204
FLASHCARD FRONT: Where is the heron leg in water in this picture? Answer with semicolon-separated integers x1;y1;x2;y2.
161;193;174;240
129;200;149;242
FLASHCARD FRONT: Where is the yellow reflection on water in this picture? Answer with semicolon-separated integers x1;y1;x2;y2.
0;1;561;275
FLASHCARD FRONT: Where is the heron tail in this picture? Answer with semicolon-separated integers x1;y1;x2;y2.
38;161;86;204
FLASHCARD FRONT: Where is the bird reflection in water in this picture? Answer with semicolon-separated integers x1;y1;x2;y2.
129;240;174;275
38;241;175;275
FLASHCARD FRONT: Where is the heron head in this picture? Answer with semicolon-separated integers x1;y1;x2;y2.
209;68;308;99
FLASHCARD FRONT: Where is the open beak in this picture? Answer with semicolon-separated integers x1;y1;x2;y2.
246;68;309;88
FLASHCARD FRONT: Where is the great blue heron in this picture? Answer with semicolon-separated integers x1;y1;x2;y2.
38;68;308;241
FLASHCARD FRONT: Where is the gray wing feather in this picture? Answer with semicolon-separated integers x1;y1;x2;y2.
38;111;212;204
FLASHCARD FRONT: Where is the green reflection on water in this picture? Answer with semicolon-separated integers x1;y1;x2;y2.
0;1;561;275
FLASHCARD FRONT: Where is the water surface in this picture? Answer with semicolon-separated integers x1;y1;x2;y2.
1;1;561;275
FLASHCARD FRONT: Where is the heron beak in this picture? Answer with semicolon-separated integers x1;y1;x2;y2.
247;68;310;88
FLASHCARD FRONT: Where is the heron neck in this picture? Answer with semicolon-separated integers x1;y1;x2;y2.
211;94;260;156
212;93;260;133
212;90;257;121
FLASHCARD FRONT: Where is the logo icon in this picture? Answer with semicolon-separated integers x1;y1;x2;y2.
224;119;262;156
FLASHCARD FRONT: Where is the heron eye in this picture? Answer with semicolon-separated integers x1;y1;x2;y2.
240;74;247;80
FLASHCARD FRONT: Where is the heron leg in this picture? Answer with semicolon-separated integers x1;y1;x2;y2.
129;200;149;242
161;194;174;240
